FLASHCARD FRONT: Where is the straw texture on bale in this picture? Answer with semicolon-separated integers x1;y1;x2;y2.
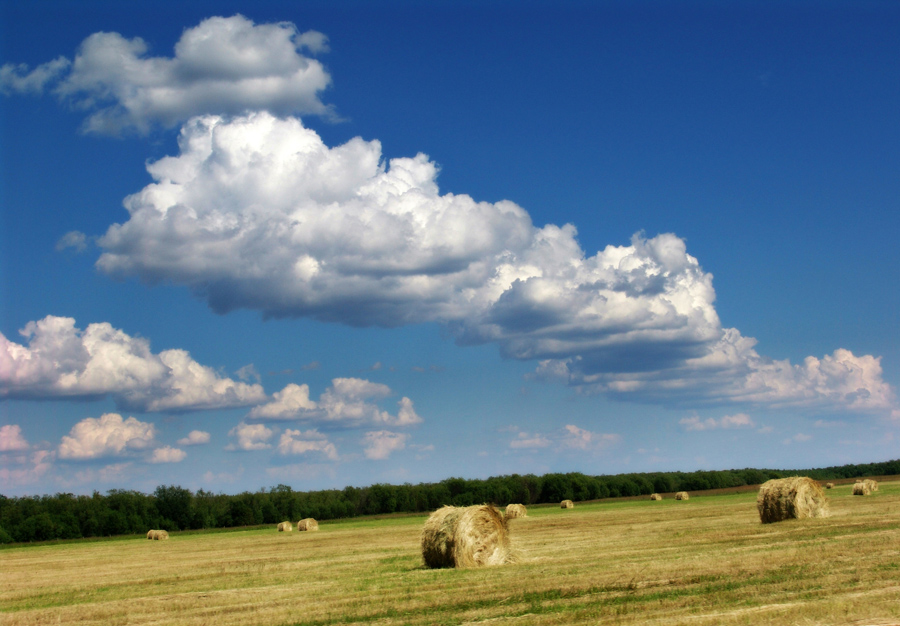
757;477;828;523
852;481;871;496
825;482;834;489
505;503;527;519
277;521;293;532
675;492;690;500
421;504;513;569
650;493;662;501
560;500;574;509
297;518;318;531
147;529;169;540
865;479;879;491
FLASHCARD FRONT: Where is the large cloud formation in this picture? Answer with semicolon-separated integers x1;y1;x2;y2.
92;111;894;413
0;15;331;134
0;315;266;411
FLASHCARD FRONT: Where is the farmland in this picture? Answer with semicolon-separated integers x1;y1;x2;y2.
2;481;899;625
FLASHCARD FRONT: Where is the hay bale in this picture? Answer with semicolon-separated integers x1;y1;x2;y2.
277;521;293;532
865;479;879;492
560;500;574;509
757;477;828;523
825;482;834;489
675;492;690;501
650;493;662;501
852;481;871;496
147;529;169;540
146;530;155;539
297;518;318;531
505;503;527;519
421;504;513;569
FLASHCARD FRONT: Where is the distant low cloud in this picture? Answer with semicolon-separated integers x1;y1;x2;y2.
90;110;895;415
509;424;620;452
0;315;267;412
248;378;422;427
362;430;408;460
0;15;332;134
0;424;30;451
55;231;88;253
226;422;273;451
177;430;210;446
680;413;755;432
150;446;186;463
277;428;338;460
58;413;155;460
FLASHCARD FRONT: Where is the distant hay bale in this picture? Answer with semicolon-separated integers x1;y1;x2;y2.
277;521;293;532
757;477;828;523
865;479;879;492
147;529;169;540
505;503;527;519
852;481;872;496
560;500;574;509
297;518;318;531
675;492;690;501
146;530;154;539
650;493;662;501
825;482;834;489
421;504;513;569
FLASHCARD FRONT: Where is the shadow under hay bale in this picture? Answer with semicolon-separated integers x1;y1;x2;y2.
277;521;292;532
650;493;662;500
757;477;828;523
297;518;318;531
421;504;513;569
146;529;169;540
560;500;574;509
505;503;527;519
675;492;690;501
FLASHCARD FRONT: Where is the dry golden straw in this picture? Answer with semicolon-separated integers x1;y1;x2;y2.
650;493;662;500
560;500;574;509
757;477;828;523
297;518;318;531
146;529;169;540
421;504;513;569
277;521;293;532
865;479;879;492
825;482;834;489
675;492;690;501
853;481;872;496
505;503;527;518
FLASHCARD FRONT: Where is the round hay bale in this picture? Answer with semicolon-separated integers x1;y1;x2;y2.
421;504;513;569
825;482;834;489
675;492;690;501
297;518;318;531
146;530;155;539
505;503;527;519
757;477;828;523
852;481;871;496
560;499;574;509
147;529;169;540
650;493;662;501
865;479;879;492
277;521;293;532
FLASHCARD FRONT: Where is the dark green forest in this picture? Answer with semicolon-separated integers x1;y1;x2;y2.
2;459;898;544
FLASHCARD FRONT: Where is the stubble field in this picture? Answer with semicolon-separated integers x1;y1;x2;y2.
2;481;899;626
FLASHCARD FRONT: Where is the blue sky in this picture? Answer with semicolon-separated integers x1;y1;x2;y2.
1;0;898;497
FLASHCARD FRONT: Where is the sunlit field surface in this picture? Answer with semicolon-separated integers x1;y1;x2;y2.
2;482;899;625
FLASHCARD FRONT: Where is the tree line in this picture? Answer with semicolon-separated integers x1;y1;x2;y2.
2;458;898;544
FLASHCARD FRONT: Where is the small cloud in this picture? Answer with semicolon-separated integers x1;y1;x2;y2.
370;361;383;371
782;433;812;445
150;446;186;463
177;430;210;446
680;413;755;432
226;422;274;451
509;432;551;449
757;425;774;434
300;361;320;371
235;364;261;384
277;429;338;460
363;430;408;460
0;424;30;451
58;413;155;460
55;231;88;253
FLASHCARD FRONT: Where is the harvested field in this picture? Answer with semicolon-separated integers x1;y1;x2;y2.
2;481;899;626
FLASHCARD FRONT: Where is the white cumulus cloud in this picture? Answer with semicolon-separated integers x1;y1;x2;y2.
0;315;266;412
58;413;155;460
1;15;332;134
150;446;186;463
227;422;273;451
177;430;210;446
680;413;755;431
363;430;409;460
0;424;30;451
277;429;338;460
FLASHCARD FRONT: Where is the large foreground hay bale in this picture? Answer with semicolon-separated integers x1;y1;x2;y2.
757;477;828;523
421;505;513;569
277;521;293;532
852;481;872;496
505;503;527;519
560;500;574;509
147;529;169;540
675;492;690;501
650;493;662;501
297;518;318;531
